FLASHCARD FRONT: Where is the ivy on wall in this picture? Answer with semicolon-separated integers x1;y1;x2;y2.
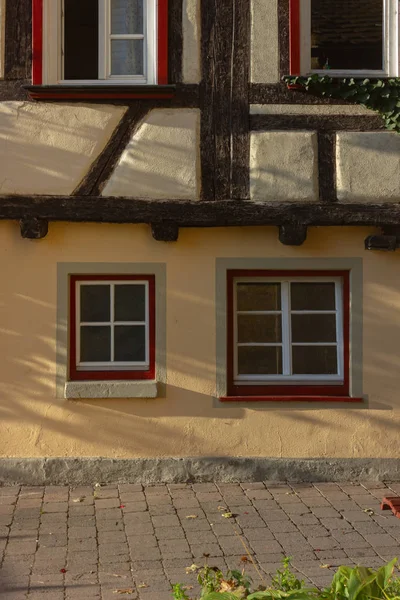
284;75;400;133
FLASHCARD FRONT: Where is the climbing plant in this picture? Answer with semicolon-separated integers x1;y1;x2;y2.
284;75;400;133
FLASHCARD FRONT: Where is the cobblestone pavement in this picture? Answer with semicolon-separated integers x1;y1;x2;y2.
0;481;400;599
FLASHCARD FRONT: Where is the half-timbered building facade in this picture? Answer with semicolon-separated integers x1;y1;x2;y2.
0;0;399;482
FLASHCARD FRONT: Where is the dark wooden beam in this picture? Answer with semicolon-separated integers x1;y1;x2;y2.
250;114;385;132
168;0;183;83
278;0;290;78
279;224;307;245
4;0;32;80
201;0;250;200
151;222;179;242
318;132;336;203
73;104;149;196
0;79;30;100
20;217;48;239
4;197;400;228
250;83;365;105
365;227;400;251
231;0;250;200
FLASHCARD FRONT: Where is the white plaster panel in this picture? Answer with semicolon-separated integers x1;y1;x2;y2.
337;132;400;203
0;102;126;195
103;109;200;200
182;0;201;83
250;104;371;115
0;0;5;79
251;0;279;83
250;131;319;201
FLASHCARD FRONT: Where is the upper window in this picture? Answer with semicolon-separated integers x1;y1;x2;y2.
69;275;155;381
227;270;350;398
290;0;399;77
33;0;168;85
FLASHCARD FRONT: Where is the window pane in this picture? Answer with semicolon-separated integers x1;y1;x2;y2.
80;326;111;362
237;283;281;311
111;0;144;34
311;0;383;71
80;285;110;322
111;39;144;75
238;346;282;375
291;282;336;311
291;314;337;343
115;284;146;322
237;315;282;344
292;346;338;375
64;0;99;79
114;326;146;362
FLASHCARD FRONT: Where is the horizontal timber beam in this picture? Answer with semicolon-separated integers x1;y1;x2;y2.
1;197;400;228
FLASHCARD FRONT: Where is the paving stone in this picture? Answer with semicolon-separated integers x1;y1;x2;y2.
148;505;176;516
119;484;143;493
364;533;398;547
331;531;372;549
98;543;129;557
181;519;211;531
69;506;95;517
39;533;67;547
96;509;122;520
319;518;353;530
308;536;340;550
176;507;206;520
68;527;97;539
151;515;179;528
127;535;158;548
41;502;68;513
243;527;275;541
68;538;98;551
120;493;146;503
5;541;37;555
97;520;124;532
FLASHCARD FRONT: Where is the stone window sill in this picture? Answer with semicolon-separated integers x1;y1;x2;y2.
65;381;158;399
24;85;176;101
219;396;364;403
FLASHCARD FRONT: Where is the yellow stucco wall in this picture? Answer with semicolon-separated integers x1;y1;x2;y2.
0;222;399;460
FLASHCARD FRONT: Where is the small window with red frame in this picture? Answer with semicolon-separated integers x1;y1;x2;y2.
227;270;350;399
69;275;155;381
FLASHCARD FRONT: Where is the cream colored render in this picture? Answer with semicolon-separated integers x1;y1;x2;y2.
251;0;279;83
0;103;126;195
0;222;399;460
182;0;201;83
103;109;201;200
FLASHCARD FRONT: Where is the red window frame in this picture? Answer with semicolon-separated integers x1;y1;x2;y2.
69;274;156;382
32;0;168;86
224;270;360;403
289;0;301;75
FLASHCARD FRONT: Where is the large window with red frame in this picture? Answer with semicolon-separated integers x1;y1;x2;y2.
227;271;351;399
69;275;155;381
33;0;168;85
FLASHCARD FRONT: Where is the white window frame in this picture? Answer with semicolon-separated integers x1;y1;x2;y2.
233;276;344;386
76;280;150;372
43;0;157;85
299;0;399;78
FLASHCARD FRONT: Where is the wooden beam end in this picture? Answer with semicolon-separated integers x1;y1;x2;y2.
279;224;307;246
151;222;179;242
20;218;49;239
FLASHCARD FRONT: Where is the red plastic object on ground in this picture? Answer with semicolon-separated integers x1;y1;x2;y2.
381;496;400;518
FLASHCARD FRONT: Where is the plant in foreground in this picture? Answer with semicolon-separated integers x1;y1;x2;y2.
172;557;400;600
